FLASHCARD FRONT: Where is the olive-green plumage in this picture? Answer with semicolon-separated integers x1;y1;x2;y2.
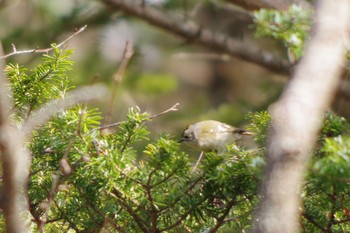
180;120;252;151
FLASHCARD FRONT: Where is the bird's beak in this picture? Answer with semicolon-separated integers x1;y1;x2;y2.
234;129;254;136
178;137;185;143
242;131;254;136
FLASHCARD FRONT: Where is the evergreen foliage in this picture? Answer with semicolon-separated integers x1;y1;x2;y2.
3;7;350;232
254;5;311;61
5;45;259;232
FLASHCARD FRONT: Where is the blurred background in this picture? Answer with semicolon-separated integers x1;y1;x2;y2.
4;0;347;151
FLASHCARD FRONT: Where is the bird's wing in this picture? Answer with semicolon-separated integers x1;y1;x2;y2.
216;123;234;133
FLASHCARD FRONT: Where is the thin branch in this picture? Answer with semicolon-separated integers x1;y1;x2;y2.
222;209;252;224
38;175;60;233
144;184;158;232
109;188;150;233
151;166;182;188
209;199;236;233
115;165;145;187
37;112;84;232
100;0;291;74
191;151;204;173
103;41;134;126
160;197;208;232
0;25;87;59
77;188;128;233
98;102;180;130
326;185;337;232
158;175;204;213
100;1;347;99
52;198;82;233
148;103;180;120
301;212;326;232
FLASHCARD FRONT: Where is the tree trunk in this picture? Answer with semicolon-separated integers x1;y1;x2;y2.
254;0;350;232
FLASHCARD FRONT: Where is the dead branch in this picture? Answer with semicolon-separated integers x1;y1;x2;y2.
225;0;311;10
148;102;180;119
0;25;87;59
103;41;134;126
100;0;291;74
98;102;180;130
254;0;350;233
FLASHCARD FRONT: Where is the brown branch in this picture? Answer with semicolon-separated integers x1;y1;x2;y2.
98;102;180;130
191;151;204;173
100;1;348;100
37;112;84;232
110;188;150;233
115;165;145;187
254;1;350;233
325;186;337;231
52;198;82;232
301;212;326;232
222;209;252;224
158;175;204;213
100;0;291;74
209;199;236;233
144;184;158;233
151;166;182;188
148;102;180;120
38;175;60;233
0;43;31;232
77;188;128;233
160;196;208;232
103;41;134;126
225;0;311;11
0;25;87;59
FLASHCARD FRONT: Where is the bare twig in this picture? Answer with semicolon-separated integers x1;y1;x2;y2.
191;151;204;173
0;25;87;59
148;102;180;120
98;102;180;130
254;1;350;233
0;43;31;232
103;41;134;126
38;175;60;233
100;0;291;74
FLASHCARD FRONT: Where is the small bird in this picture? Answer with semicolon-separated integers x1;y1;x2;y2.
179;120;252;152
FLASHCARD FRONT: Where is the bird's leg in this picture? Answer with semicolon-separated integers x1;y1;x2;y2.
191;151;204;173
